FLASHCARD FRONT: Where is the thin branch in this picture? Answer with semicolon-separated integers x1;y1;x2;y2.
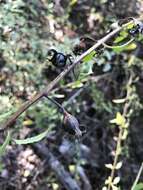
0;21;132;131
77;166;92;190
33;142;81;190
44;95;65;113
131;162;143;190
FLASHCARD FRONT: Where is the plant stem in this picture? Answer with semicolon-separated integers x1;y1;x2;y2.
107;68;133;190
44;95;65;113
107;128;123;190
131;162;143;190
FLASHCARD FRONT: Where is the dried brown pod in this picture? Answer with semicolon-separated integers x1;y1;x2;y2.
63;111;82;137
118;17;135;26
44;96;82;137
73;36;96;55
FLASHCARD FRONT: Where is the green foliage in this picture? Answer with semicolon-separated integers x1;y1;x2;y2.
133;183;143;190
14;126;53;145
0;131;11;174
114;30;129;44
110;112;126;127
91;84;113;113
95;50;114;72
27;100;59;129
113;41;137;53
0;131;11;156
83;51;96;62
78;61;94;79
0;0;50;62
0;96;17;124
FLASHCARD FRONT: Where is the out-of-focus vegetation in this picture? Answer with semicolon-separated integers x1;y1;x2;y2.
0;0;143;190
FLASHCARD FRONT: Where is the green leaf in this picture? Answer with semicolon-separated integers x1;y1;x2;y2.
114;30;128;43
105;163;113;170
78;61;94;80
70;80;84;89
70;0;78;6
133;183;143;190
14;126;53;145
113;177;120;185
113;42;136;53
110;112;126;127
113;98;126;104
103;63;111;72
115;112;125;126
123;43;137;50
115;162;122;169
83;51;96;62
0;108;17;123
126;22;135;29
0;131;11;156
104;38;134;51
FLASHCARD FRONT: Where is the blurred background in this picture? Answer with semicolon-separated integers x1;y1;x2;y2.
0;0;143;190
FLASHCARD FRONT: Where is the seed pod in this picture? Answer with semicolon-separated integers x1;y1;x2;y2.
73;36;95;55
63;111;82;137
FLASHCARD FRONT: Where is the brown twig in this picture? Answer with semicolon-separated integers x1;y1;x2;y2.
0;21;132;131
77;166;92;190
33;142;81;190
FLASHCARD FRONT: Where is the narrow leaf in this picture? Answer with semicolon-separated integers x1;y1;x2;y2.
113;98;126;104
104;38;134;50
116;112;125;126
0;131;11;156
70;80;84;89
112;186;118;190
114;30;128;43
113;177;120;185
23;119;33;126
83;51;96;62
0;108;16;123
133;183;143;190
115;162;122;169
110;118;117;124
122;129;128;140
105;164;113;170
70;0;77;6
14;127;53;145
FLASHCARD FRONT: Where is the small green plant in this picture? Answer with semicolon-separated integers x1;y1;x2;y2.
102;52;143;190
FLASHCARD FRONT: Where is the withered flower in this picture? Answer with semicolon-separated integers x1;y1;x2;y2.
63;111;82;137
